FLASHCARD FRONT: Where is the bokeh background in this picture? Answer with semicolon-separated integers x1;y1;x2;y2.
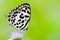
0;0;60;40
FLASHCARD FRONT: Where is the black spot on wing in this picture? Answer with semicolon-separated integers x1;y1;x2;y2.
16;26;19;28
11;17;13;18
8;18;10;22
19;24;24;28
18;19;21;22
28;7;30;9
8;14;11;17
16;23;19;25
21;10;26;12
21;13;23;15
19;22;21;24
14;24;16;26
19;15;24;19
27;11;30;14
25;7;27;10
25;15;29;18
11;20;14;24
25;19;27;21
21;20;24;23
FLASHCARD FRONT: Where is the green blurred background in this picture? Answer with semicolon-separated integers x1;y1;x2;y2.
0;0;60;40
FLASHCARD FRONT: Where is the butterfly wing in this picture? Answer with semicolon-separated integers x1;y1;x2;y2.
8;3;31;31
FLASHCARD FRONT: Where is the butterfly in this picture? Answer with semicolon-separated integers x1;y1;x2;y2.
8;3;31;31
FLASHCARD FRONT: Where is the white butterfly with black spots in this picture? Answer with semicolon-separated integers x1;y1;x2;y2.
8;3;31;31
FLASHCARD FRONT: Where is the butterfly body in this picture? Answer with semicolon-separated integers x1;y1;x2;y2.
8;3;31;31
